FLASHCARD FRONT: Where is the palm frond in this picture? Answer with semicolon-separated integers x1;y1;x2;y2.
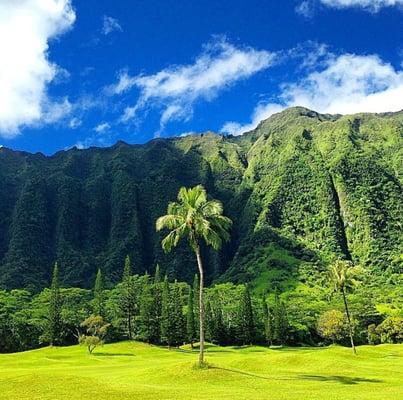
156;214;185;231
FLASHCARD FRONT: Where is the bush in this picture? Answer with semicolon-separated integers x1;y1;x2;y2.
317;310;347;344
376;317;403;344
367;324;380;345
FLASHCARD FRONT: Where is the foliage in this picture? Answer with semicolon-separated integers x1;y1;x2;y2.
78;315;110;354
376;317;403;344
317;310;347;343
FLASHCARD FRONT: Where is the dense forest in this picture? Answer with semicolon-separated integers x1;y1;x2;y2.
0;106;402;352
0;259;401;353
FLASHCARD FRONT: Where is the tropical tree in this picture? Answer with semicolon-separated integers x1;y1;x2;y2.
329;260;360;354
156;185;232;366
78;315;110;354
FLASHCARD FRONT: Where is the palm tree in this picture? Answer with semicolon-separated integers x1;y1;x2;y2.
156;185;232;366
329;259;360;354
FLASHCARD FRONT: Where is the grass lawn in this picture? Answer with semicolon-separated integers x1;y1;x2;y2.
0;342;401;400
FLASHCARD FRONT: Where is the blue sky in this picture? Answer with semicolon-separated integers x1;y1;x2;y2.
0;0;402;154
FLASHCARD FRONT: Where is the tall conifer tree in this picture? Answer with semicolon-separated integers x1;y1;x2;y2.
236;285;254;345
93;268;105;317
47;262;62;346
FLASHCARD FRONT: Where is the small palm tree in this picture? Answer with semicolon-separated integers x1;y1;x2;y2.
156;185;232;366
329;259;360;354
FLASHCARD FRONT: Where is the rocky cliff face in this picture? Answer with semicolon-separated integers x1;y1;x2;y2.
0;107;401;290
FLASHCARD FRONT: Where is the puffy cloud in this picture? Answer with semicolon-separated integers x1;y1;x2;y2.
320;0;403;12
0;0;76;137
296;1;315;17
94;122;110;133
102;16;122;35
222;52;402;135
221;103;285;136
109;37;275;134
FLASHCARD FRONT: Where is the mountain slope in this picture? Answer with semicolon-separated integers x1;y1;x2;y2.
0;107;401;290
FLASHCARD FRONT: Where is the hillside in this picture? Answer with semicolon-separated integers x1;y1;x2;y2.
0;107;402;290
0;341;402;400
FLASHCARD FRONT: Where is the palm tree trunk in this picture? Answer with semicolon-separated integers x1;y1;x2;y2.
342;288;356;354
195;246;205;366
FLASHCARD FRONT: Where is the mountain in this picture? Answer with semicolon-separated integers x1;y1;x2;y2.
0;107;401;291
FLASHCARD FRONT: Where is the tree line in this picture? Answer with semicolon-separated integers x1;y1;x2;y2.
0;257;401;354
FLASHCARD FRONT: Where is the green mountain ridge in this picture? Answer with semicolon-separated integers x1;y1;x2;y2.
0;107;402;291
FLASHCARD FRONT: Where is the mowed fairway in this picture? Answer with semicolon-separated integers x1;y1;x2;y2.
0;342;401;400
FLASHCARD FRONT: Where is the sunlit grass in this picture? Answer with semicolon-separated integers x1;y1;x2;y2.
0;342;401;399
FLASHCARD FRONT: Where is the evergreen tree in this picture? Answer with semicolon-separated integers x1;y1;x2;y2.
93;268;105;317
236;285;254;345
160;276;174;347
154;264;161;284
186;286;196;348
150;270;163;344
47;262;62;346
262;295;273;346
120;255;135;339
138;273;153;343
171;281;185;347
272;292;288;345
205;298;226;345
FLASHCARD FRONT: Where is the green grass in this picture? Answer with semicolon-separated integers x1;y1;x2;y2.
0;342;402;400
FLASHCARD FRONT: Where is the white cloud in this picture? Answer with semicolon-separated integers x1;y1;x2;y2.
0;0;75;138
296;1;315;17
222;103;285;136
109;37;275;134
102;16;122;35
320;0;403;11
69;117;82;129
94;122;110;133
222;52;403;135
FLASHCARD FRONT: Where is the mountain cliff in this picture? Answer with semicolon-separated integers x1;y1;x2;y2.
0;107;401;290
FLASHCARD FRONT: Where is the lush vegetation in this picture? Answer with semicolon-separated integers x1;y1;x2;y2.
0;257;401;353
0;108;401;294
0;341;402;400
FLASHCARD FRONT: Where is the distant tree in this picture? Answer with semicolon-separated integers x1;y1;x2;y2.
186;286;197;348
329;260;361;354
156;185;232;366
272;292;288;345
154;264;161;284
262;296;273;346
46;262;62;346
171;281;185;347
160;276;174;347
317;310;347;344
376;317;403;344
138;274;153;343
149;267;163;343
93;269;105;317
236;285;254;345
120;255;135;339
367;324;380;345
205;297;226;345
79;315;110;354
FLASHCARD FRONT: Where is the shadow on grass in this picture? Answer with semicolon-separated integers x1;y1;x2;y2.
93;353;135;357
298;375;383;385
210;366;289;381
209;367;383;386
